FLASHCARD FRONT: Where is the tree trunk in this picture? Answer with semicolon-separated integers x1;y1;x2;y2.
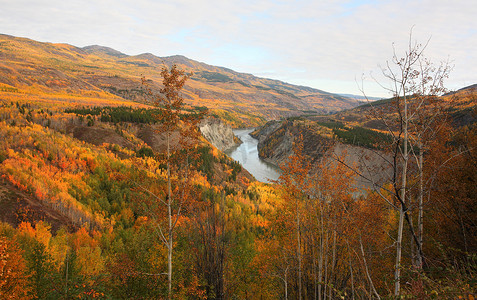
394;94;408;298
329;224;337;300
394;204;405;297
417;141;424;268
296;197;302;300
167;132;173;300
318;203;324;300
285;267;288;300
312;235;318;300
348;243;355;300
323;230;328;300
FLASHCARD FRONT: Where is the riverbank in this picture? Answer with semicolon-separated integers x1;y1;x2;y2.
225;129;280;183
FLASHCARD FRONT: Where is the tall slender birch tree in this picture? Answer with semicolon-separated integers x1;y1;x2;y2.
361;32;451;296
141;64;204;299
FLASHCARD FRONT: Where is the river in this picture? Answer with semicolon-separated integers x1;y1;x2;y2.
225;129;281;183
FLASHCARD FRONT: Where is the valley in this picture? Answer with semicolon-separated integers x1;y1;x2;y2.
0;33;476;299
225;128;280;183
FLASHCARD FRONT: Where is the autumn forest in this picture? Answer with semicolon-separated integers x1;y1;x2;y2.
0;34;476;299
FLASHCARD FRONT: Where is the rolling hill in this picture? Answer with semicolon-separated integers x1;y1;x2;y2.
0;34;357;125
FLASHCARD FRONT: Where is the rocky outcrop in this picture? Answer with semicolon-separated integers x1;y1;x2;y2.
250;120;281;143
329;143;392;191
253;119;391;190
252;120;333;166
199;117;240;151
129;118;239;153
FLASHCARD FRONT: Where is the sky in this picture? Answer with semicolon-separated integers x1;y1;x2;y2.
1;0;476;97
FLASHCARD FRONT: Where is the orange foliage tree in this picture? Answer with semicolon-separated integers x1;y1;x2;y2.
0;236;31;299
275;139;312;300
140;64;205;299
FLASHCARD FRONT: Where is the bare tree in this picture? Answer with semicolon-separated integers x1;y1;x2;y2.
346;30;452;297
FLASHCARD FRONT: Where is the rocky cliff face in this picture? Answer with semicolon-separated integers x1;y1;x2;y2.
253;120;391;190
251;120;333;166
199;117;240;151
250;120;281;143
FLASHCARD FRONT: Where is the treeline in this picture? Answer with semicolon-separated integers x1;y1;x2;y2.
66;105;209;125
65;106;158;124
317;121;393;149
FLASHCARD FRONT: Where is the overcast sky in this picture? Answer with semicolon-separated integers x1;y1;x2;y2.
1;0;475;97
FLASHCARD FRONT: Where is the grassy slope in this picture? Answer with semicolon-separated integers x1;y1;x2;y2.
0;34;356;126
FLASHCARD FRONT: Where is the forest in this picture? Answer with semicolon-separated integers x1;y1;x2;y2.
0;48;476;300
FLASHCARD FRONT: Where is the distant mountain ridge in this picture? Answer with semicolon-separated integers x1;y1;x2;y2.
0;34;356;124
82;45;127;58
339;93;382;101
458;84;477;92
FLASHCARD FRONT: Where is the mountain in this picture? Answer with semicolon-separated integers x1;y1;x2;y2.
339;93;382;101
82;45;127;58
0;34;357;125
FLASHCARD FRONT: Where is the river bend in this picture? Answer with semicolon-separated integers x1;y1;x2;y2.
225;129;280;183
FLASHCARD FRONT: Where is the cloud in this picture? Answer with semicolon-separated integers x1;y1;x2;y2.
0;0;475;96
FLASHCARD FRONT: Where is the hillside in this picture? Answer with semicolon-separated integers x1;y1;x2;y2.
0;95;281;298
332;87;477;130
0;33;475;299
0;34;356;126
251;87;477;183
